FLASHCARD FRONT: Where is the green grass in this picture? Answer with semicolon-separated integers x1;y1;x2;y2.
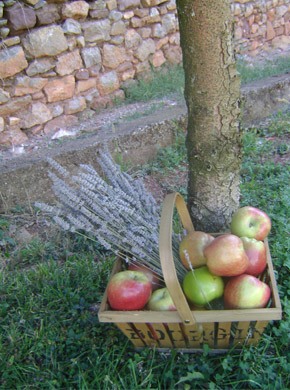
123;64;185;103
123;55;290;104
237;55;290;84
0;113;289;389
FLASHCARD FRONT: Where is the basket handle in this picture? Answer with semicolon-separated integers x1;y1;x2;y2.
159;192;197;326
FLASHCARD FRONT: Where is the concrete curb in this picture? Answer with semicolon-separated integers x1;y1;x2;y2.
0;73;290;212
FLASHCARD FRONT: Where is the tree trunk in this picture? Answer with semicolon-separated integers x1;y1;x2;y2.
176;0;242;232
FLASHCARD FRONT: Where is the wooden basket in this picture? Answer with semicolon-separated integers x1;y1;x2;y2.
98;192;282;351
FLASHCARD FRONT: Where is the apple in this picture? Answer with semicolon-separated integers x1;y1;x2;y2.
230;206;271;241
224;274;271;309
204;234;249;277
107;270;152;310
147;287;177;311
182;266;224;307
128;263;162;291
241;237;267;276
179;231;215;269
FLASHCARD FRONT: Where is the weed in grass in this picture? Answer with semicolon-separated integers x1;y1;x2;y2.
0;217;16;254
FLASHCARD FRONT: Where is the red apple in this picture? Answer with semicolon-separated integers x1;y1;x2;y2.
128;263;162;291
107;270;152;310
179;231;215;269
182;266;224;307
241;237;267;276
204;234;249;277
224;274;271;309
230;206;271;241
147;287;177;311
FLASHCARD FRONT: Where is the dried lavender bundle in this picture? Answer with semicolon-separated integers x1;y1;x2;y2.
36;151;186;280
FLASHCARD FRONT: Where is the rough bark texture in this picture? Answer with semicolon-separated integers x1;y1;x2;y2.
177;0;242;232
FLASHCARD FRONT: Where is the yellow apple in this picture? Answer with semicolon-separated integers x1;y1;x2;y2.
179;231;215;269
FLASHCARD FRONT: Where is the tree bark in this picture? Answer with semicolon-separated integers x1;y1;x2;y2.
176;0;242;232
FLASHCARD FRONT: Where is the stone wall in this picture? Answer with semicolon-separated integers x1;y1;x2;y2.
0;0;289;148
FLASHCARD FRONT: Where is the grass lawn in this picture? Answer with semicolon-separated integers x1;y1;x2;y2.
0;119;290;387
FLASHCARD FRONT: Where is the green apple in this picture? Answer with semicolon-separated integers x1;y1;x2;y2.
182;266;224;307
147;287;176;311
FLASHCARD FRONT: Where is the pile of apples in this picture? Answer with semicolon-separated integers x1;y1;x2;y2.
106;206;272;312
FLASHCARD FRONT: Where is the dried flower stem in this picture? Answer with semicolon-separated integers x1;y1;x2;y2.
36;151;186;280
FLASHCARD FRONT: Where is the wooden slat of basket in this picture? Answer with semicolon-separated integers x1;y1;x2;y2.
159;192;197;326
245;320;269;346
147;323;174;348
115;323;146;348
215;322;233;349
178;322;203;349
264;238;282;311
164;323;188;348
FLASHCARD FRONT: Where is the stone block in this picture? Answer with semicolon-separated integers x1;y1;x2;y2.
0;96;32;117
131;17;144;28
76;78;97;93
90;9;109;19
151;50;166;67
119;0;141;11
164;45;182;64
107;0;117;11
103;44;127;69
43;115;79;135
121;68;136;81
65;96;86;114
36;3;60;25
81;46;102;68
134;8;149;18
14;76;48;97
266;21;276;40
62;19;82;35
152;23;166;38
124;11;134;19
0;46;28;79
125;29;143;49
0;88;10;103
55;50;83;76
109;10;123;21
162;13;177;34
82;20;111;43
44;75;75;103
138;27;152;39
26;58;55;77
62;1;90;19
21;102;53;128
110;36;125;45
75;69;90;80
0;128;28;146
23;26;68;58
111;20;126;35
0;117;4;132
1;36;20;47
5;2;36;31
135;39;155;61
97;71;120;95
